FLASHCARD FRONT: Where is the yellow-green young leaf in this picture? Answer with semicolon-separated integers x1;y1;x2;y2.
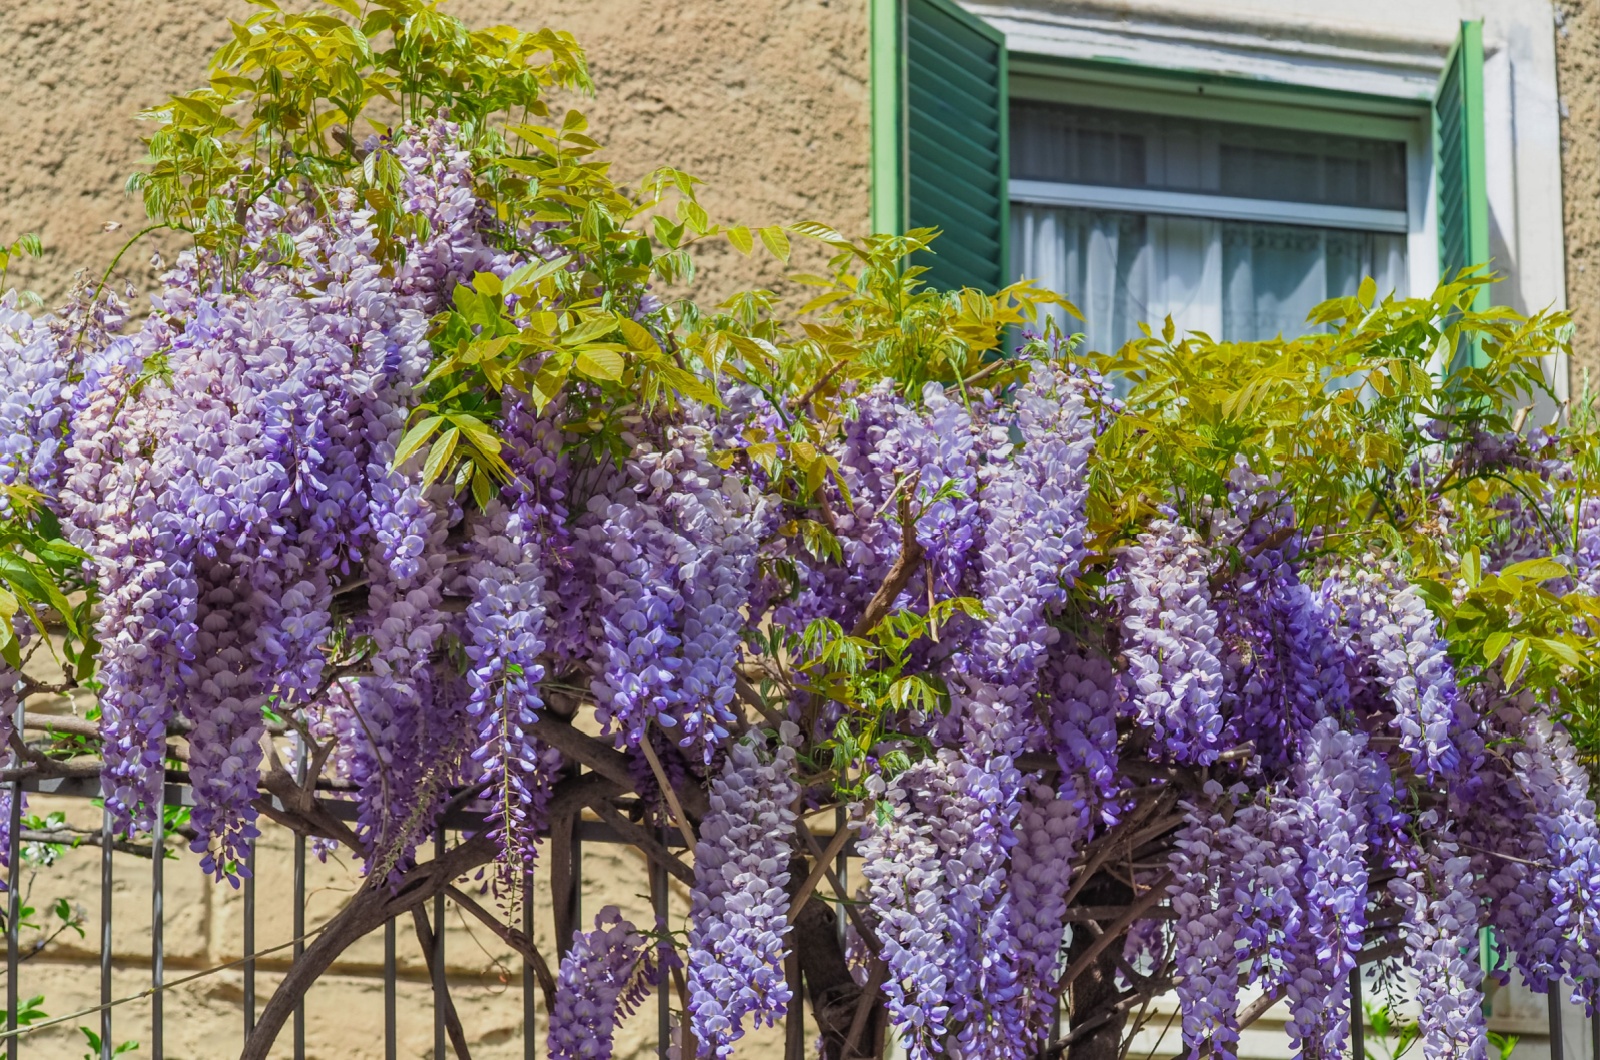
0;628;19;671
465;334;515;366
726;226;754;255
422;428;460;485
746;441;779;473
471;271;503;297
529;356;572;411
758;225;791;262
0;587;15;621
447;414;504;456
618;317;660;352
471;468;494;511
1502;557;1569;583
1533;637;1584;669
680;199;710;234
652;363;723;408
1481;630;1512;664
1503;638;1531;686
393;415;445;466
575;347;626;381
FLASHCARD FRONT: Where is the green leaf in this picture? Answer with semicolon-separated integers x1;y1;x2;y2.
758;225;791;262
1533;637;1584;669
574;347;625;381
726;225;753;255
421;428;460;485
1481;630;1511;664
617;317;659;352
1502;557;1569;583
1503;638;1531;686
393;415;444;467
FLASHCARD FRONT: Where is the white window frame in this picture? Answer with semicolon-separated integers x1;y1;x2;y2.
1004;67;1438;312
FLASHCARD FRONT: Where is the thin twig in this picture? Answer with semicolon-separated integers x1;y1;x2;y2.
640;730;699;851
788;824;856;925
1055;872;1173;992
444;884;557;1007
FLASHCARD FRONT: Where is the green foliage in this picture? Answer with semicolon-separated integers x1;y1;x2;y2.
1084;271;1600;767
0;232;42;297
0;506;94;676
79;1028;140;1059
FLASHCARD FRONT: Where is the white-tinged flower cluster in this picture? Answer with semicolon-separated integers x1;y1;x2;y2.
686;723;800;1056
548;906;654;1060
1118;519;1226;764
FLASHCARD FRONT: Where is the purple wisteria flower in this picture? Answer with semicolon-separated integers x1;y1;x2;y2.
686;723;800;1056
548;906;655;1060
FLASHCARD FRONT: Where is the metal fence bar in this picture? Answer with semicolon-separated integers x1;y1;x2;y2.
523;872;535;1060
151;790;164;1060
433;826;446;1060
384;917;397;1060
1350;969;1364;1060
292;824;306;1059
1591;1006;1598;1060
293;736;307;1060
243;836;255;1038
1553;991;1566;1060
6;699;23;1060
653;833;669;1060
100;807;113;1060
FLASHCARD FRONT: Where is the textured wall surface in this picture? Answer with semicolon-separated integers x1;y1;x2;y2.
0;0;871;309
1557;0;1600;387
0;1;868;1056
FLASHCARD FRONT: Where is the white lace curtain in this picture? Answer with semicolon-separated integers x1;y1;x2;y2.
1012;204;1407;354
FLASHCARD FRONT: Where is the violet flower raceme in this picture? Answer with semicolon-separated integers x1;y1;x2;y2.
59;343;198;836
1501;713;1600;1003
1391;813;1488;1060
1042;637;1123;820
859;749;1023;1060
687;723;800;1057
548;906;655;1060
1282;718;1373;1055
1169;783;1247;1060
1008;781;1087;1039
462;499;555;873
0;291;68;515
1215;463;1347;771
1117;518;1226;765
1331;564;1484;783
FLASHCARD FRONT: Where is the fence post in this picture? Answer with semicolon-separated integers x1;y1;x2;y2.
1552;990;1566;1060
244;835;256;1039
433;826;446;1060
523;871;536;1060
101;807;113;1060
384;917;397;1060
6;698;23;1060
653;834;669;1060
293;739;307;1060
1350;969;1364;1060
151;785;164;1060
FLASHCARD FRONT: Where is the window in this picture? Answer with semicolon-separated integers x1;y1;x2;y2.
871;1;1489;353
1008;103;1411;349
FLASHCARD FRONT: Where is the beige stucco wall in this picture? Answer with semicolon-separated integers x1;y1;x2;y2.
1557;0;1600;388
0;1;868;1056
0;0;871;309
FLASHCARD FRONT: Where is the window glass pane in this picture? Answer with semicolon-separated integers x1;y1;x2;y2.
1011;102;1408;210
1012;205;1407;351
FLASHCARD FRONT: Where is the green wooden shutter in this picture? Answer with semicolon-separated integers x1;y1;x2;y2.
1434;20;1489;308
870;0;1008;292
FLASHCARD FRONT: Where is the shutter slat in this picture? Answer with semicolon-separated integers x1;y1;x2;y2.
902;0;1008;293
1434;20;1487;306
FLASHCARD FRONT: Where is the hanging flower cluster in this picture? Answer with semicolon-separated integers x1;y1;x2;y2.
1;5;1598;1059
